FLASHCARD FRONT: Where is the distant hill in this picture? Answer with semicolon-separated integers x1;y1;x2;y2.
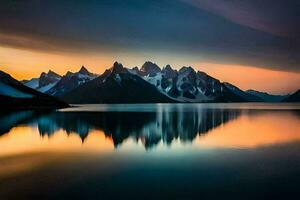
246;89;288;102
281;90;300;102
0;70;69;109
223;83;263;102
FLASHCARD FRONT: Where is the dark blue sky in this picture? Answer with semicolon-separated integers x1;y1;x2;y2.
0;0;299;72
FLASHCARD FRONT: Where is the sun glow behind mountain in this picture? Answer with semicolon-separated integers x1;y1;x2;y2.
1;46;299;95
0;0;299;95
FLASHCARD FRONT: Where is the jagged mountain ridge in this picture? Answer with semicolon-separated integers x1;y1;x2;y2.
45;66;98;96
22;70;61;93
20;61;295;103
281;89;300;102
61;62;176;103
22;66;97;96
130;61;255;102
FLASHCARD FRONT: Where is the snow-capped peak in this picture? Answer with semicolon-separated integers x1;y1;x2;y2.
45;66;98;96
22;69;62;94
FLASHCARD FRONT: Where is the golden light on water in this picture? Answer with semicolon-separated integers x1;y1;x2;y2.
196;112;300;148
0;111;299;157
0;127;114;157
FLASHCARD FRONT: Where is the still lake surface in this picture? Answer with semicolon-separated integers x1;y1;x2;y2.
0;103;300;199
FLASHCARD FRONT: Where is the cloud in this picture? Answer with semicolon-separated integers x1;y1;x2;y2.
0;0;299;73
181;0;300;39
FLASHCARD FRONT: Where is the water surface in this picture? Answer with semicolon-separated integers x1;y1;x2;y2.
0;103;300;199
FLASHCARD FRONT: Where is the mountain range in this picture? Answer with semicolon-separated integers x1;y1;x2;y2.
62;62;176;103
54;61;298;103
20;61;300;103
1;61;298;106
22;70;61;93
22;66;97;96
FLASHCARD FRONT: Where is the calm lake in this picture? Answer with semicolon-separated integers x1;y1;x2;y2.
0;103;300;199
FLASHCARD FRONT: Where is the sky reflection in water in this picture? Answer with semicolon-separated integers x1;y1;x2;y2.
1;104;300;199
0;103;299;156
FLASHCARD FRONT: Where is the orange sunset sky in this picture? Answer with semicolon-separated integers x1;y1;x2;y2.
1;46;299;95
0;0;299;95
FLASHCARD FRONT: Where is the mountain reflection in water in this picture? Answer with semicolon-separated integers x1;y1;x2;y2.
0;107;241;149
1;104;300;199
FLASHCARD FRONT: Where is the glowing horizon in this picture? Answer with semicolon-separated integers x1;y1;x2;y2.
0;0;299;95
1;46;299;95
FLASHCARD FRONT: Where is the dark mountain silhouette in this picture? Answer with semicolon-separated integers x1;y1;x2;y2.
0;71;69;110
282;89;300;102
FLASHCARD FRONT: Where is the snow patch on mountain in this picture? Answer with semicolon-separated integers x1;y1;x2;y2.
45;66;98;96
24;78;39;89
114;74;122;84
129;63;246;102
22;70;62;94
38;82;57;93
143;73;162;88
0;82;34;98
